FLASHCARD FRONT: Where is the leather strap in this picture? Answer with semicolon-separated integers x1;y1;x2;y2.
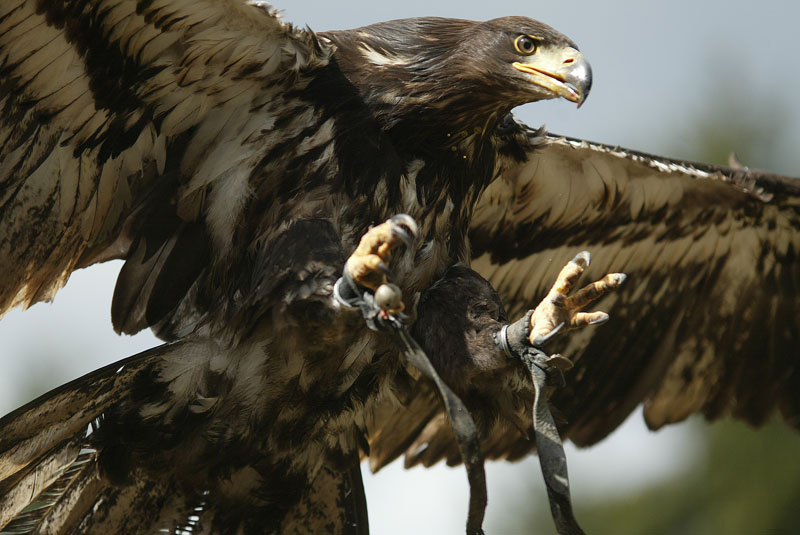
336;273;488;534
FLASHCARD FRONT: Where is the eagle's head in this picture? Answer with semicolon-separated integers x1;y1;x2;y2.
323;16;591;145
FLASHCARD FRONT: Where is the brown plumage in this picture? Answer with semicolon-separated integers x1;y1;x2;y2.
0;1;798;534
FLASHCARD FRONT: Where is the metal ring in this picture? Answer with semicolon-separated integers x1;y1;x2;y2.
499;324;515;359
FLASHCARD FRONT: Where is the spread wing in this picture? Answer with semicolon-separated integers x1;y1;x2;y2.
0;0;326;319
368;131;799;471
0;344;182;533
0;343;369;534
471;133;800;446
0;5;375;530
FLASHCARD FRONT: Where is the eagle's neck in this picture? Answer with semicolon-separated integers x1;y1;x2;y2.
304;57;502;219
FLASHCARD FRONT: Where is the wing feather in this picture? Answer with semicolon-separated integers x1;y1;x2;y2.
0;343;183;533
470;133;800;446
0;0;328;315
0;339;369;535
369;132;798;472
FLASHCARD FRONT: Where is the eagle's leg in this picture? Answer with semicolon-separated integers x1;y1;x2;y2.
404;252;626;411
398;255;623;535
341;222;491;534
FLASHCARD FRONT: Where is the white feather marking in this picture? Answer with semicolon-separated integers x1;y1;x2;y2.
205;165;253;250
558;137;713;179
359;44;410;67
157;343;212;396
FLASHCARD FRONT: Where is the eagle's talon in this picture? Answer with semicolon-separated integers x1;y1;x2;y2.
377;261;393;277
530;322;565;347
501;252;623;358
587;313;609;326
388;214;419;249
344;214;418;294
571;250;591;268
342;215;418;321
524;252;626;345
545;354;574;371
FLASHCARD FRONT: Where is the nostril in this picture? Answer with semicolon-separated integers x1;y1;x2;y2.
563;58;575;64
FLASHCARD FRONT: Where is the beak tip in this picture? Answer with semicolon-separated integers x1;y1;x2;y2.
577;87;589;108
567;56;592;108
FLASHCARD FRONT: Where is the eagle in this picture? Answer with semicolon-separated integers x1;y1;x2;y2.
0;1;798;534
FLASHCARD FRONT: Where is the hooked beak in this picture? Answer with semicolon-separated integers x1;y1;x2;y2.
513;47;592;107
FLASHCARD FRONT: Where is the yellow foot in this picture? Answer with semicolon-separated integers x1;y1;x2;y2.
344;214;418;314
528;251;626;345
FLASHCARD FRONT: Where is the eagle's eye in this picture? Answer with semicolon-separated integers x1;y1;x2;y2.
514;35;538;55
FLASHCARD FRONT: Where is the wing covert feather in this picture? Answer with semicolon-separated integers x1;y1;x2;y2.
0;0;328;315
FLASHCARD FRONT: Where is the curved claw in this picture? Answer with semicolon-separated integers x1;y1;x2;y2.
545;354;574;371
531;322;565;347
389;213;419;249
587;313;609;325
377;261;393;277
525;251;626;345
571;250;591;269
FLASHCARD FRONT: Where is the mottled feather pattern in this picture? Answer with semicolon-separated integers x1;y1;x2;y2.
0;4;799;534
471;133;799;445
0;0;328;314
365;132;799;472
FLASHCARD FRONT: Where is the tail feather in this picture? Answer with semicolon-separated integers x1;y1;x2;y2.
0;338;371;534
0;344;181;485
